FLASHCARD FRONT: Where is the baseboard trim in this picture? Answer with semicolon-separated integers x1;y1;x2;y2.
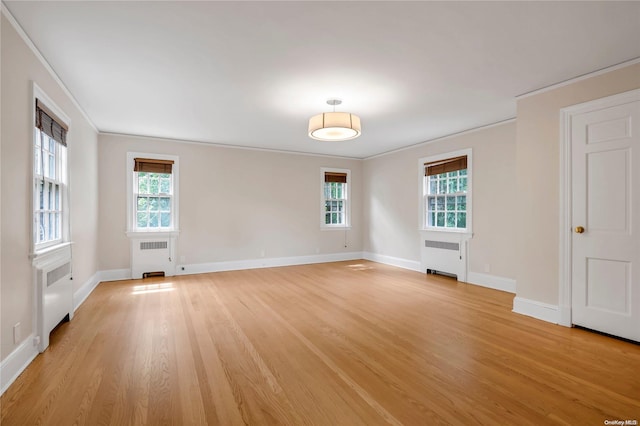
99;268;132;282
176;252;364;275
73;271;101;312
0;333;38;396
467;272;516;294
362;252;422;272
512;296;560;324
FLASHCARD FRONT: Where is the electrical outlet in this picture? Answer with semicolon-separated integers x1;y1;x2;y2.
13;323;21;344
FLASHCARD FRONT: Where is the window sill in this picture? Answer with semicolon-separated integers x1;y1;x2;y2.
421;226;472;233
126;230;180;239
31;242;73;268
321;226;352;231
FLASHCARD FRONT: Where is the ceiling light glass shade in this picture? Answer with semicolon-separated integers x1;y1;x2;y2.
308;112;361;141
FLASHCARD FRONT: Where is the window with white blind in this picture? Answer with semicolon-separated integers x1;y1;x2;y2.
321;168;351;229
33;96;69;249
420;150;472;232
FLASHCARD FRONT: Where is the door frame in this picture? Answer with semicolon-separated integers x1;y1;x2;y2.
558;88;640;327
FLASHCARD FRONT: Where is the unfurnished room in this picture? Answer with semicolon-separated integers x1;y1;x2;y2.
1;1;639;425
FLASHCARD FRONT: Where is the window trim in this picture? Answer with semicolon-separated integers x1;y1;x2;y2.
32;82;71;254
126;152;179;235
320;167;351;230
418;149;472;233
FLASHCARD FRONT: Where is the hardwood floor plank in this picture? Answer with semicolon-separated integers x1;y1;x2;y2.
2;261;639;425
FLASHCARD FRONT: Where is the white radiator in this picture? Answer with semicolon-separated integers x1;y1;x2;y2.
34;246;73;352
420;233;470;282
131;237;175;279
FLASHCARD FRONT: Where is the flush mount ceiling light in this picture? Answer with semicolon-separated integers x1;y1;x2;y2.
308;99;361;141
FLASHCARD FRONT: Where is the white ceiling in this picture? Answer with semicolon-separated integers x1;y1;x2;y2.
4;1;640;158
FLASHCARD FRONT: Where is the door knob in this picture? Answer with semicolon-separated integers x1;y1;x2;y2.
575;226;585;234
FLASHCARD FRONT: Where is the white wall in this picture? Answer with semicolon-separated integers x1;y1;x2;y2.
363;121;517;282
98;134;363;272
1;14;99;360
515;63;640;306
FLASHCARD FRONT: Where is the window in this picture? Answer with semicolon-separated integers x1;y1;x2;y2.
321;168;350;228
133;158;175;231
34;98;68;248
421;150;472;231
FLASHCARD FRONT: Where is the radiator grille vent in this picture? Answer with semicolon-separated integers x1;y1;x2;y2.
140;241;168;250
47;262;71;287
425;240;459;251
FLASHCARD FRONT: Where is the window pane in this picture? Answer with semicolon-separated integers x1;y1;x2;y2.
429;212;435;227
459;177;468;192
428;178;436;194
438;179;446;194
446;196;455;211
55;213;61;239
331;213;337;224
160;212;171;227
38;213;45;242
149;197;159;211
149;212;159;227
137;197;148;211
446;212;456;228
138;175;148;193
55;185;60;210
137;212;148;228
436;196;445;211
427;196;435;211
38;181;44;209
336;213;343;224
457;196;466;211
459;169;467;176
159;197;171;211
48;154;55;179
325;213;331;224
436;212;445;227
48;213;55;240
160;178;170;194
448;178;458;193
457;212;466;228
149;177;159;194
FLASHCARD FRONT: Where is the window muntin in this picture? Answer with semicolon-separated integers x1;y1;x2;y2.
134;172;173;230
34;127;66;246
426;169;467;229
321;169;350;228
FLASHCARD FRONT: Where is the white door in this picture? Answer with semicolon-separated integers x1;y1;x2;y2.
571;92;640;342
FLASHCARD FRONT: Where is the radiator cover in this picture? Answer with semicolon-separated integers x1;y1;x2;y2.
130;234;176;279
420;231;471;282
32;243;73;352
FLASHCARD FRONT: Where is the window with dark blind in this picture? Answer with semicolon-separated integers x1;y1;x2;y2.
321;169;350;228
133;158;175;230
423;153;471;230
34;98;69;247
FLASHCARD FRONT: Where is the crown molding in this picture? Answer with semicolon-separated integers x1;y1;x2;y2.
516;57;640;100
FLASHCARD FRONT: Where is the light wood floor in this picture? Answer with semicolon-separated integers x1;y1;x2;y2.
1;261;639;425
